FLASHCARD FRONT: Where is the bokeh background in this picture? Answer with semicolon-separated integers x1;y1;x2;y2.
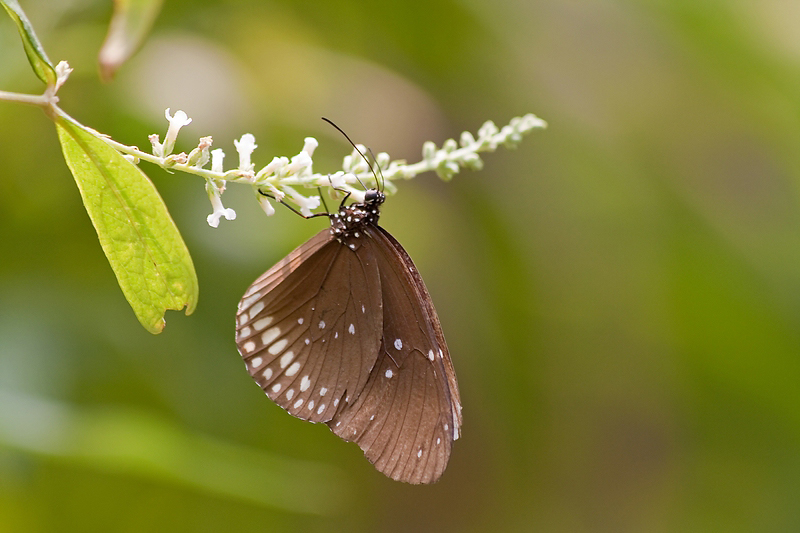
2;0;800;531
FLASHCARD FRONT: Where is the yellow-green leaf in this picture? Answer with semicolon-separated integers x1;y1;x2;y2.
98;0;164;81
1;0;57;86
56;117;198;334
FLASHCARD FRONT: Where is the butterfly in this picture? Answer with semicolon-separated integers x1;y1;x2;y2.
235;123;461;484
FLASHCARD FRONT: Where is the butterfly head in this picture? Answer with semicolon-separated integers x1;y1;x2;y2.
364;188;385;207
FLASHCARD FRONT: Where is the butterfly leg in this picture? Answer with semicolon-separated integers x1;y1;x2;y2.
337;190;352;210
257;189;329;220
319;186;354;212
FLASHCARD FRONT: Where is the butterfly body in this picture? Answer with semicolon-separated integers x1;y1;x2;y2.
236;190;461;484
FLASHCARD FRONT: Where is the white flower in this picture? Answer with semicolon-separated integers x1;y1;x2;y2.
264;184;285;202
460;131;476;147
286;151;312;175
422;141;437;162
256;156;288;179
327;171;348;189
285;187;321;217
234;133;257;171
211;149;225;173
283;137;317;175
207;198;236;228
478;120;499;140
343;186;366;204
258;193;276;216
148;133;163;157
206;179;236;228
187;136;212;167
516;113;547;132
54;61;73;92
302;137;318;156
163;109;192;156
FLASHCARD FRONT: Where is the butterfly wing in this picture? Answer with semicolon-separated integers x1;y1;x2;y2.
328;225;462;484
236;229;383;422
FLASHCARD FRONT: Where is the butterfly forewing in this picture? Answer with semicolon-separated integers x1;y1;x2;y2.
327;225;462;484
236;229;383;423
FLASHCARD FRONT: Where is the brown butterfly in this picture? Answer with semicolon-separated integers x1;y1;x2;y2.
235;122;461;484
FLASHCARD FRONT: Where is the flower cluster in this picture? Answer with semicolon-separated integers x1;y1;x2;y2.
116;110;546;227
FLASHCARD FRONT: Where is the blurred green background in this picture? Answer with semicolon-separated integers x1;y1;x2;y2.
3;0;800;531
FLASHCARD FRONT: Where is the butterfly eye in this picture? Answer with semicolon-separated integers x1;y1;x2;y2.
364;189;383;204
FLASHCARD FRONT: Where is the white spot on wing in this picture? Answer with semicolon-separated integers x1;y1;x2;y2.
240;294;261;312
286;389;294;400
300;375;311;392
333;398;339;407
317;404;325;414
394;339;402;350
319;320;326;329
297;317;304;325
362;304;365;313
261;326;281;345
319;387;327;396
268;339;288;355
248;301;265;318
250;356;262;368
293;398;303;408
285;361;300;376
348;323;355;335
253;316;273;331
304;338;310;345
271;383;281;393
417;449;423;458
239;326;251;338
428;349;434;361
279;351;294;368
385;368;393;378
243;341;256;353
263;368;273;380
307;400;315;410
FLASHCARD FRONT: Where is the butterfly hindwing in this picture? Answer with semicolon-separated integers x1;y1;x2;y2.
327;225;462;484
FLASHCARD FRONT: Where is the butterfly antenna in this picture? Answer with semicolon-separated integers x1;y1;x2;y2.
321;117;380;191
366;147;386;193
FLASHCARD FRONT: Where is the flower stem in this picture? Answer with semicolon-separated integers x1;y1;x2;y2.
0;89;52;107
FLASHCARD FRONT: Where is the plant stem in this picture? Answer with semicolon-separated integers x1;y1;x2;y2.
0;90;51;107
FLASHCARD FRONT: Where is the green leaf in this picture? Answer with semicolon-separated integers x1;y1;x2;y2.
1;0;57;86
56;116;198;334
98;0;164;81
